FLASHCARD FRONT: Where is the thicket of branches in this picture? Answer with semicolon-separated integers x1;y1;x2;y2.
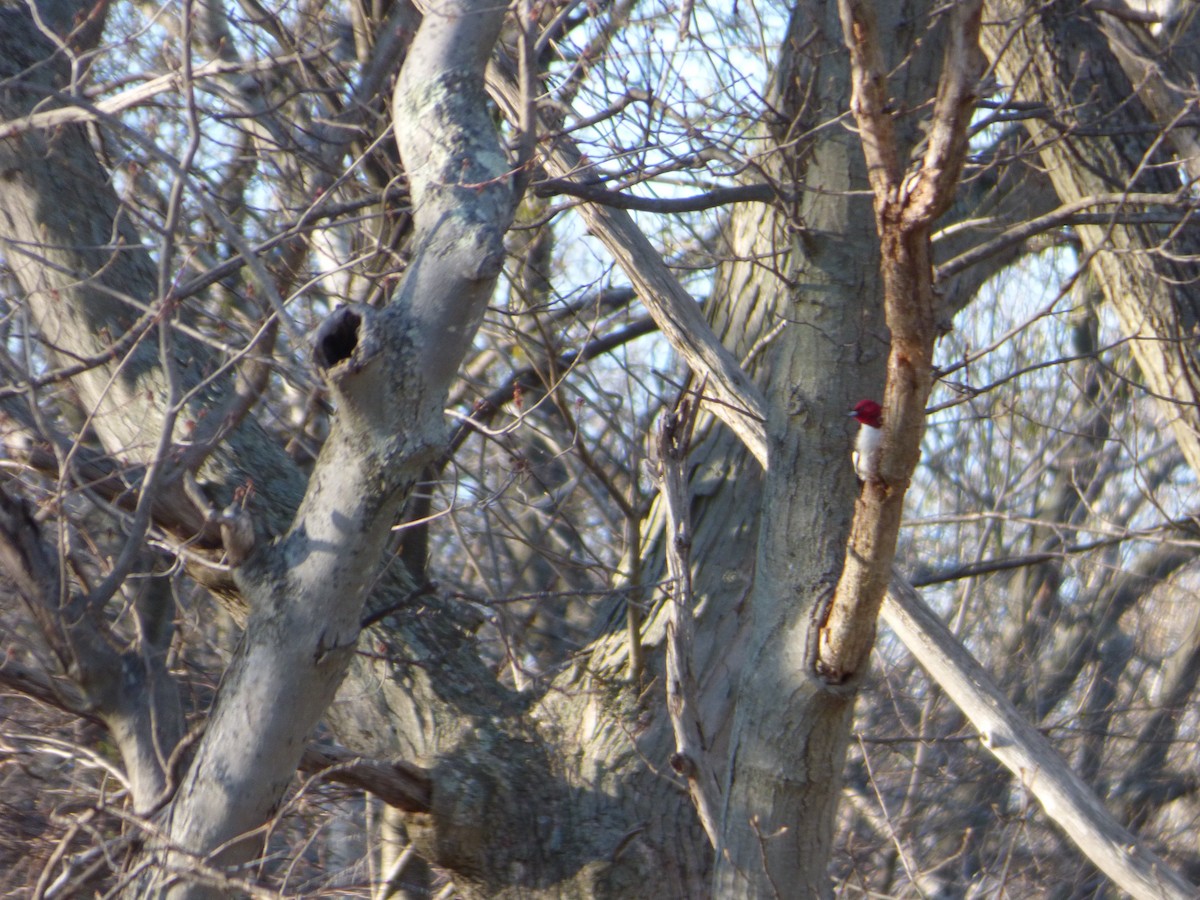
2;0;1200;897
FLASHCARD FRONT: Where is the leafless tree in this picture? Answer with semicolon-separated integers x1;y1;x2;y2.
2;0;1200;897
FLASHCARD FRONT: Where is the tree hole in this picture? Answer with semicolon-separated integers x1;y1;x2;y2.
313;308;362;370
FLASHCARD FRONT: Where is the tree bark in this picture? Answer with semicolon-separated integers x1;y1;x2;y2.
136;2;515;895
0;0;521;894
712;2;982;894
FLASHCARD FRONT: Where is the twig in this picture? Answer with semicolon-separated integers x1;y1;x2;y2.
487;62;769;468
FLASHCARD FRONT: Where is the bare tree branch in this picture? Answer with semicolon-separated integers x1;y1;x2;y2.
816;0;984;683
487;62;770;468
884;571;1194;900
648;393;722;847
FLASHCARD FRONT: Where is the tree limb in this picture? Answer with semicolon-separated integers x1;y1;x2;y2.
883;572;1194;900
817;0;984;683
125;0;515;892
649;394;722;847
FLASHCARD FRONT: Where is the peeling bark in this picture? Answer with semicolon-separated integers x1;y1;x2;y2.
817;0;983;685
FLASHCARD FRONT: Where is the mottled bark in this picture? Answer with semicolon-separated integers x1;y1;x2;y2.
129;1;515;895
0;0;520;895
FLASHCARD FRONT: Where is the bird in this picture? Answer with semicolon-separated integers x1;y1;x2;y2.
848;399;883;481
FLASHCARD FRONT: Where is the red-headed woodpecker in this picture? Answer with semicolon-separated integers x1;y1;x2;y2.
848;399;883;481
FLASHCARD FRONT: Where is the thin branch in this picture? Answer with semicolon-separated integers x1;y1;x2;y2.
936;192;1200;281
174;317;278;474
487;61;769;468
536;177;784;213
913;516;1200;586
447;314;658;459
0;54;314;139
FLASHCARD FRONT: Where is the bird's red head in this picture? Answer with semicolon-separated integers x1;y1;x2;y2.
848;399;883;427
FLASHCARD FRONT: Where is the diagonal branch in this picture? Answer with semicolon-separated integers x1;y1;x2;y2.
907;1;986;225
124;0;517;893
883;572;1194;900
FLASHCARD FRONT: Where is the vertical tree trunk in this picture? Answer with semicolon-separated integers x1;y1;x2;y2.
715;0;979;892
711;0;879;882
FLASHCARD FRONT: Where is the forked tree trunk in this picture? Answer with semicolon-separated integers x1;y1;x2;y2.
8;0;1193;897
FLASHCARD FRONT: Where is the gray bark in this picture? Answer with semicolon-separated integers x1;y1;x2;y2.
715;1;981;892
141;2;515;894
0;0;515;894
